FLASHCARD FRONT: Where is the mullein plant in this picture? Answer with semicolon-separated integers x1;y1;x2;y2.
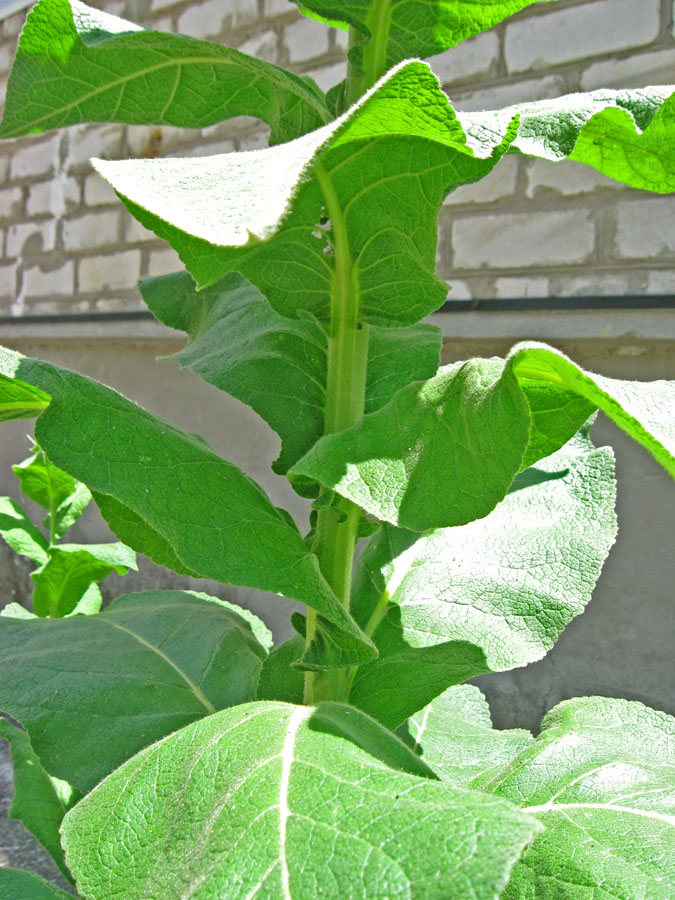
0;0;673;897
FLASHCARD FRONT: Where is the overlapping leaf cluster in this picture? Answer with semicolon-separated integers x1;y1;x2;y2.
0;0;673;897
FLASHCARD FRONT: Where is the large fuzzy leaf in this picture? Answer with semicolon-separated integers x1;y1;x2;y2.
0;720;79;882
477;697;675;900
0;0;329;144
397;685;532;785
292;342;674;531
61;701;540;900
0;346;374;667
0;870;73;900
140;271;441;475
0;591;271;792
95;61;517;322
346;432;617;728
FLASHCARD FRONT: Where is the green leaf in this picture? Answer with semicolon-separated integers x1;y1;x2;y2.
0;496;49;565
0;590;271;792
346;432;617;728
0;869;73;900
0;373;50;421
477;697;675;900
95;61;517;321
292;342;674;531
68;581;102;616
30;542;137;617
295;0;553;69
397;685;532;785
0;346;375;667
256;635;305;703
0;719;80;882
0;0;329;144
61;701;541;900
493;87;675;193
139;271;441;475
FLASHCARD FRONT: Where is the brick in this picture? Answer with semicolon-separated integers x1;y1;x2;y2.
0;42;13;74
0;186;22;218
428;31;499;87
78;250;141;292
580;47;675;91
179;138;238;157
332;26;348;51
177;0;258;39
6;220;56;257
525;158;623;198
23;261;74;297
551;273;633;297
124;212;158;243
2;10;26;36
647;270;675;294
504;0;661;74
615;199;675;260
26;177;80;216
264;0;296;17
62;211;120;250
453;75;567;113
444;156;518;206
238;131;269;151
10;135;61;179
146;246;183;277
67;124;123;168
0;261;17;298
150;0;182;12
0;156;8;185
84;173;118;206
494;276;549;299
304;60;347;93
237;30;279;63
284;17;330;63
445;278;471;300
452;210;594;269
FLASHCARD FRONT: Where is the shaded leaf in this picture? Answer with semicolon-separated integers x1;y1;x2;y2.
256;635;305;703
0;719;80;882
0;590;271;792
477;697;675;900
0;346;375;668
62;701;540;900
95;61;517;320
293;342;673;531
0;496;49;565
0;869;73;900
139;270;441;474
346;432;617;728
397;684;532;784
0;373;50;421
0;0;329;144
30;542;137;617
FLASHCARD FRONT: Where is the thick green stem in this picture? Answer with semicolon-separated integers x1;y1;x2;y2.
345;0;393;107
304;162;369;705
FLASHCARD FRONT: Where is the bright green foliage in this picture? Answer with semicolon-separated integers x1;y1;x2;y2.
0;347;374;667
61;701;541;900
0;720;79;881
347;432;617;727
477;698;675;899
292;343;673;530
140;271;441;475
0;869;73;900
0;591;270;792
0;0;674;895
0;0;329;144
396;685;533;785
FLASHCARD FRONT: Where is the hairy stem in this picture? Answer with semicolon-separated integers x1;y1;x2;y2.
345;0;393;107
304;162;369;705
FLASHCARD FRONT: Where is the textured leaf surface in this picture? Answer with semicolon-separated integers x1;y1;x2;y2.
0;869;73;900
397;685;532;784
95;61;516;321
296;0;552;69
0;719;79;881
0;0;329;144
0;496;49;564
346;433;617;728
0;346;374;666
294;342;674;530
13;447;92;541
30;542;136;617
0;590;271;792
0;373;50;421
478;697;675;900
256;635;305;703
62;701;540;900
140;271;441;474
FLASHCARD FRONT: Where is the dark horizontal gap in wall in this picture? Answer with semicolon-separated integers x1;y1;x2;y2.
0;295;673;327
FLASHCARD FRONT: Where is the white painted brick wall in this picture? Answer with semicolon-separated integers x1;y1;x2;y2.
6;220;56;257
9;135;61;179
79;250;141;292
146;246;183;277
177;0;258;39
525;159;623;198
23;261;74;296
504;0;661;73
62;211;120;251
427;31;500;87
615;200;675;259
453;210;595;268
284;17;331;62
0;187;22;219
